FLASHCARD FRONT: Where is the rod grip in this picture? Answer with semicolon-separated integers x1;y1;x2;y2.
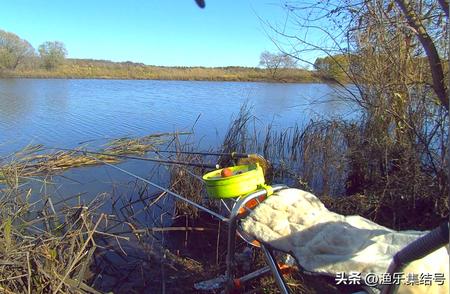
231;152;249;158
394;222;449;268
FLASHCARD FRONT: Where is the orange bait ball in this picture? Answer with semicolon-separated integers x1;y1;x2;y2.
221;168;233;177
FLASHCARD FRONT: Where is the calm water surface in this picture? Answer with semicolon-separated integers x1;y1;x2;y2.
0;79;352;153
0;79;353;223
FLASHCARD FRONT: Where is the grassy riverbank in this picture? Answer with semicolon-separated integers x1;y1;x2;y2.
1;102;447;292
0;129;352;293
1;58;320;83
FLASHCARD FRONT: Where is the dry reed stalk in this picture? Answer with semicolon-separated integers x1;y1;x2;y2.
0;167;114;293
0;132;188;184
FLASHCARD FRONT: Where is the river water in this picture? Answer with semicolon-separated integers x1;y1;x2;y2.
0;79;353;152
0;78;358;290
0;78;354;221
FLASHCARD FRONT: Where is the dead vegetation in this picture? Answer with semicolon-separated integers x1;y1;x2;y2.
265;0;449;230
0;166;108;293
0;132;187;184
165;98;447;292
217;104;448;230
0;131;208;293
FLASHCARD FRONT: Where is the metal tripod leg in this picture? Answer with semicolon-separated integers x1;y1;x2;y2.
261;244;290;294
224;185;287;293
225;214;238;292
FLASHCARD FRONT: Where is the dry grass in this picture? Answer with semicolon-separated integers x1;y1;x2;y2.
0;131;200;293
163;102;448;291
169;156;207;218
0;166;110;293
212;104;448;230
0;132;188;184
7;58;319;83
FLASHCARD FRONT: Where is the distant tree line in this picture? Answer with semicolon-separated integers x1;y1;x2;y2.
0;29;317;82
0;29;67;71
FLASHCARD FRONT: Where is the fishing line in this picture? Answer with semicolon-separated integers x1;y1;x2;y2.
86;154;228;222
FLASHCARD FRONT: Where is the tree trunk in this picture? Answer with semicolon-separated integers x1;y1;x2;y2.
438;0;449;17
395;0;449;111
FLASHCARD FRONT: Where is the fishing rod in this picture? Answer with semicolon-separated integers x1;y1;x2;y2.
152;150;251;158
194;0;205;8
86;154;228;222
49;147;220;169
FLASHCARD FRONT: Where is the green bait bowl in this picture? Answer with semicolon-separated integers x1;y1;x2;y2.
203;163;265;199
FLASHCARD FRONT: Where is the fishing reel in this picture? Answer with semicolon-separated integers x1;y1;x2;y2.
234;153;272;183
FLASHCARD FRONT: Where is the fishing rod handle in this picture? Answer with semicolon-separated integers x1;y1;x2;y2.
188;162;220;169
231;152;249;158
393;221;449;268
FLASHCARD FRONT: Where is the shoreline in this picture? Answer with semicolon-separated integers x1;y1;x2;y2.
0;75;324;83
0;58;325;83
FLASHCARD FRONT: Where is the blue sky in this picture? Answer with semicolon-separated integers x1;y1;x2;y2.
0;0;323;67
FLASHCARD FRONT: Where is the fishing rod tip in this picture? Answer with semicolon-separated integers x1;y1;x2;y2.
195;0;205;8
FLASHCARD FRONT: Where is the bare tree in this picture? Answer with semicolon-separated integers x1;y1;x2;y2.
262;0;448;227
259;50;297;78
394;0;448;110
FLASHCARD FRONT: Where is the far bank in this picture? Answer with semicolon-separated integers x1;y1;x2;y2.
0;58;325;83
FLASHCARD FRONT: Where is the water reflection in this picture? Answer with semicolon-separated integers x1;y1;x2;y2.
0;79;35;123
0;78;353;201
1;79;351;154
